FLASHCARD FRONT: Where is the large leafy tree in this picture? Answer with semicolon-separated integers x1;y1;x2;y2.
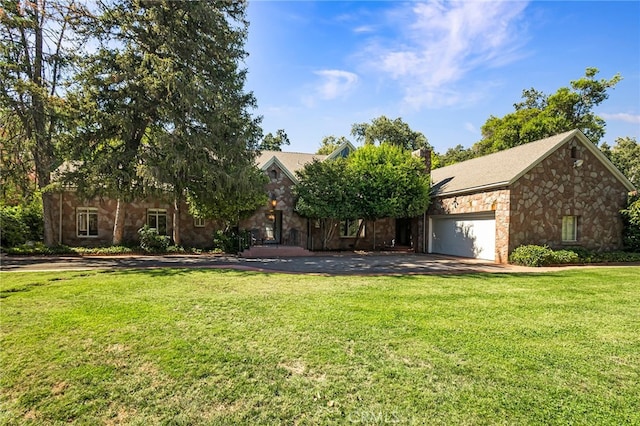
295;143;431;249
294;158;354;250
259;129;290;151
436;144;475;168
474;67;621;156
1;0;84;244
64;0;263;245
351;116;431;151
316;135;350;155
348;144;431;247
600;136;640;188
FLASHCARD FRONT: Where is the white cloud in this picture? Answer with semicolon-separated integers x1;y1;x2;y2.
464;122;478;134
601;112;640;124
353;25;375;34
367;0;530;109
307;70;359;104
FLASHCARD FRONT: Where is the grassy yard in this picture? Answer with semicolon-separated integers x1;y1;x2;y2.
1;268;639;425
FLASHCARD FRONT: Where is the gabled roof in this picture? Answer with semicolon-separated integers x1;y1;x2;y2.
431;129;636;197
257;140;356;183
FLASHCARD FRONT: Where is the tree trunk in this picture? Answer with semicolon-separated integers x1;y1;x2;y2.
352;219;366;251
173;197;181;246
321;219;337;251
42;191;56;246
113;198;125;245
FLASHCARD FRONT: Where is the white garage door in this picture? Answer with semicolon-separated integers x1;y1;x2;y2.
430;214;496;261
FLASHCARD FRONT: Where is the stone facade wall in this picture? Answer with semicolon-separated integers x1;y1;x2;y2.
53;191;220;247
239;164;308;246
239;163;399;251
509;137;629;252
429;189;511;262
307;217;396;251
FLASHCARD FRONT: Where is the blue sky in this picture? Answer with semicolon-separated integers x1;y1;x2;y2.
245;1;640;154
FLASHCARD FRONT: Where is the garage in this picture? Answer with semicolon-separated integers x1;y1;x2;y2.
429;213;496;261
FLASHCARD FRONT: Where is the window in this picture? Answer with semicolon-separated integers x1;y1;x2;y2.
340;219;364;238
77;207;98;237
194;217;205;228
570;146;578;159
147;209;167;235
562;216;578;242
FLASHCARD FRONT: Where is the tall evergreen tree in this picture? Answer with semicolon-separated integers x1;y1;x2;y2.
1;0;85;244
65;0;263;245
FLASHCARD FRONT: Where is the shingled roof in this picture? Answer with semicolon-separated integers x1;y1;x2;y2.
257;140;355;182
431;129;636;197
257;151;328;177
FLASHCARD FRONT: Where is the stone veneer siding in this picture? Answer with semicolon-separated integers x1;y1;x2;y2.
509;137;629;252
239;163;400;251
429;189;511;263
307;217;397;251
53;191;220;247
239;164;308;246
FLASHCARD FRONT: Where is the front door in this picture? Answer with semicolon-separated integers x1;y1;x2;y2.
264;210;282;244
395;218;412;247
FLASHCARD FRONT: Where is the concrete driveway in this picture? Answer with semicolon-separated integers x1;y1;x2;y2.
0;252;599;275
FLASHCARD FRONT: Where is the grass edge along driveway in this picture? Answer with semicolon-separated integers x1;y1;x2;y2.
1;268;639;425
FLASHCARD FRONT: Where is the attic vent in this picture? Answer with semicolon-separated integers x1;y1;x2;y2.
270;169;278;180
570;146;578;159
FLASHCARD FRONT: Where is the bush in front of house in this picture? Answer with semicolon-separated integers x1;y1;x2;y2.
137;225;171;253
509;245;579;266
0;206;29;247
0;198;44;247
549;249;580;265
510;245;640;267
509;245;556;266
212;229;252;254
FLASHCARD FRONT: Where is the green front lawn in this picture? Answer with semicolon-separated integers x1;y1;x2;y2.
1;268;639;424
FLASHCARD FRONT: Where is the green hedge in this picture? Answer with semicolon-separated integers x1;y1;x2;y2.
509;245;580;267
510;244;640;267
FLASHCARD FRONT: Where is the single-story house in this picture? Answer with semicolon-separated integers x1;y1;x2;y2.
52;129;636;262
428;129;636;262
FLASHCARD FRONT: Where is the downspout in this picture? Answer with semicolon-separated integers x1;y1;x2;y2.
58;191;63;245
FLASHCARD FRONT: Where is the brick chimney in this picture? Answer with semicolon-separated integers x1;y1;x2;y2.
412;148;431;175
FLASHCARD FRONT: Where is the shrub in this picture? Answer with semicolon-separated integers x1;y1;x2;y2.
563;246;593;262
213;229;252;254
509;245;555;267
0;198;44;247
594;251;640;263
2;243;75;255
21;200;44;242
550;249;580;264
137;225;171;253
0;206;29;247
